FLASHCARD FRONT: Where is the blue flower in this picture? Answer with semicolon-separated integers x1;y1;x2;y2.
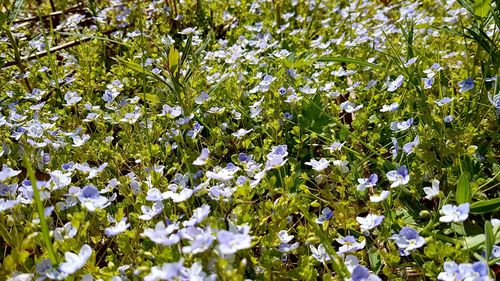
216;225;252;255
77;185;113;211
458;78;474;93
180;226;214;254
316;207;334;224
403;135;419;154
144;259;185;281
59;244;92;275
142;221;180;246
357;174;378;192
336;236;366;253
105;218;130;237
349;265;382;281
390;227;425;256
439;203;469;223
356;214;384;232
390;118;413;132
387;75;405;92
435;97;454;106
386;166;410;188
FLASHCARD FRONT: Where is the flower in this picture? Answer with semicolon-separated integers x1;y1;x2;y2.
357;174;378;192
349;265;382;281
356;214;384;232
142;221;180;246
423;179;440;200
336;236;366;253
488;93;500;109
105;218;130;237
54;222;77;241
332;160;349;174
310;244;330;262
265;145;288;170
387;75;404;92
183;204;211;227
0;165;21;182
59;244;92;275
390;227;425;256
386;166;410;188
305;158;330;172
232;128;253;139
180;226;214;254
216;227;252;255
437;261;492;281
435;97;454;106
390;138;399;159
370;190;390;203
144;259;185;281
439;203;470;223
138;202;164;220
77;185;113;211
316;207;334;224
340;101;363;113
193;148;210;166
380;102;399;112
458;78;474;93
402;135;419;154
390;118;413;132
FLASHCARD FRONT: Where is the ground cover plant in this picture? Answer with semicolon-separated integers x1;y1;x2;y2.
0;0;499;280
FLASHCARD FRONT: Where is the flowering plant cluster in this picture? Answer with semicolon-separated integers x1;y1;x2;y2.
0;0;499;280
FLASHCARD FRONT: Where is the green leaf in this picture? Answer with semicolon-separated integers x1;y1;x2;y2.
456;173;472;204
485;221;494;260
316;56;383;69
470;198;500;214
8;0;25;25
368;247;382;274
136;93;161;105
472;0;491;17
168;46;180;75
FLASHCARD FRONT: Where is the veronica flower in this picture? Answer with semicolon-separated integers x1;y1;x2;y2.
444;115;455;123
349;265;382;281
423;179;440;200
71;134;90;147
54;222;77;241
159;104;183;118
390;227;425;256
422;76;435;90
340;101;363;113
390;138;399;159
332;160;349;174
390;118;413;132
182;262;216;281
310;244;330;262
299;85;317;95
305;158;330;172
435;97;454;106
142;221;180;246
439;203;470;223
403;135;419;154
165;184;193;203
216;227;252;255
316;207;334;224
356;214;384;232
488;93;500;109
59;244;92;275
105;218;130;237
193;148;209;166
336;236;366;253
437;261;492;281
64;91;82;106
138;201;164;220
146;188;169;202
77;185;113;211
0;199;18;213
144;259;185;281
357;174;378;192
386;166;410;188
0;165;21;182
265;145;288;170
206;165;239;181
232;128;253;139
180;226;214;254
326;141;345;152
183;204;211;227
387;75;404;92
380;102;399;112
458;78;474;93
370;190;390;203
